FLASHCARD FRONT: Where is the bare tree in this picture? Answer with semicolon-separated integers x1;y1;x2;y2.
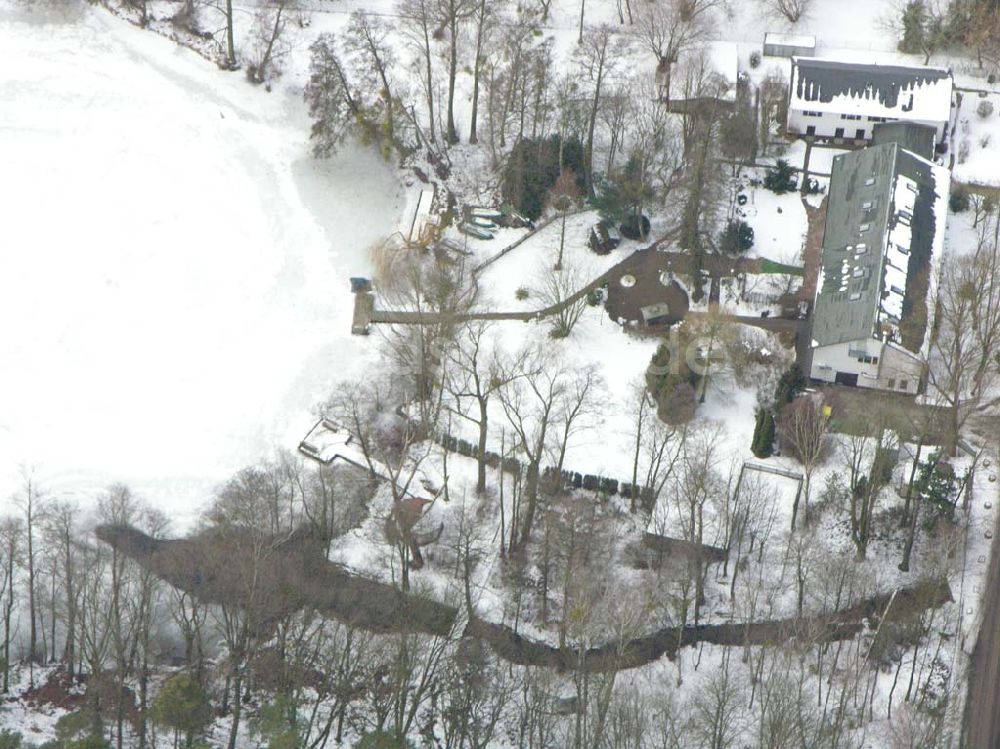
0;517;21;693
398;0;438;140
927;224;1000;453
552;365;604;476
576;25;621;192
689;649;745;748
550;168;581;271
44;501;80;676
758;0;813;23
438;0;476;144
445;321;528;493
469;0;501;144
777;395;830;529
245;0;298;84
14;471;43;668
498;350;571;550
841;413;896;561
634;0;720;90
538;263;589;338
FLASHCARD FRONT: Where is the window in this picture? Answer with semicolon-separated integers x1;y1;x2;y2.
841;114;862;120
857;354;879;365
890;284;905;295
868;116;887;123
803;110;822;117
888;378;896;389
898;380;908;390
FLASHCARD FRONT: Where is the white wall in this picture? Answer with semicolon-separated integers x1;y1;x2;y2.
787;107;946;143
811;339;924;394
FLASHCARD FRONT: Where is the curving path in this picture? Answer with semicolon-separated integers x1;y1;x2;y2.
98;523;951;674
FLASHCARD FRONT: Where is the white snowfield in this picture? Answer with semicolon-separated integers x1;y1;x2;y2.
0;3;404;523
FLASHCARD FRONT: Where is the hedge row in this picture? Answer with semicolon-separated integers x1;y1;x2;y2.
435;432;655;510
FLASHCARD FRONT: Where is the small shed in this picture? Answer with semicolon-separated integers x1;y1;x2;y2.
641;303;672;326
589;221;621;255
763;32;816;58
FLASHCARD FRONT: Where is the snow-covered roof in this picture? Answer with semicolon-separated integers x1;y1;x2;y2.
812;142;948;353
764;32;816;49
790;57;952;124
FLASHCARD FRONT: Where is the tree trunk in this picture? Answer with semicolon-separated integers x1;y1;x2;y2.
446;15;460;144
584;56;604;194
225;0;237;68
469;0;487;144
476;397;489;494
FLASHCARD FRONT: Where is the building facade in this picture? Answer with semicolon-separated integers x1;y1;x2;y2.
787;58;953;144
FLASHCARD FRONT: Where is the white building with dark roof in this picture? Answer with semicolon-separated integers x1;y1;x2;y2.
787;58;953;144
809;141;949;394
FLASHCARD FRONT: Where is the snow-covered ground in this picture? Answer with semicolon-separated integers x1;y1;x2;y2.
0;3;406;525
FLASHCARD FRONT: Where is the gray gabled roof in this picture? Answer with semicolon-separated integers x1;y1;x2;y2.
872;121;937;161
812;142;946;353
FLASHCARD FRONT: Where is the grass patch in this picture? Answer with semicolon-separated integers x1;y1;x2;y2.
759;258;805;276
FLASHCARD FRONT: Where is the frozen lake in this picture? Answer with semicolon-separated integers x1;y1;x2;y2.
0;3;403;525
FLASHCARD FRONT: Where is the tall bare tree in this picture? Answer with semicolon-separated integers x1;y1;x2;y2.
498;350;571;550
577;25;620;193
0;517;21;693
438;0;475;143
398;0;438;140
445;321;527;494
778;395;830;529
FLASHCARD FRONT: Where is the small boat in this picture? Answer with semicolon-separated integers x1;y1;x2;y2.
459;223;496;240
470;216;498;229
470;207;502;219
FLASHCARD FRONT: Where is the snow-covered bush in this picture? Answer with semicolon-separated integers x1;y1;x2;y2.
958;139;971;164
977;99;995;119
764;159;797;194
719;219;754;254
950;184;970;213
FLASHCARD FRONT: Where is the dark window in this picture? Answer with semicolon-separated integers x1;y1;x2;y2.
856;128;866;139
898;380;908;390
888;378;896;389
835;372;860;387
835;127;845;138
806;125;816;135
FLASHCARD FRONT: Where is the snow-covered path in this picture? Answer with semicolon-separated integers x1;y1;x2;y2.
0;3;403;524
